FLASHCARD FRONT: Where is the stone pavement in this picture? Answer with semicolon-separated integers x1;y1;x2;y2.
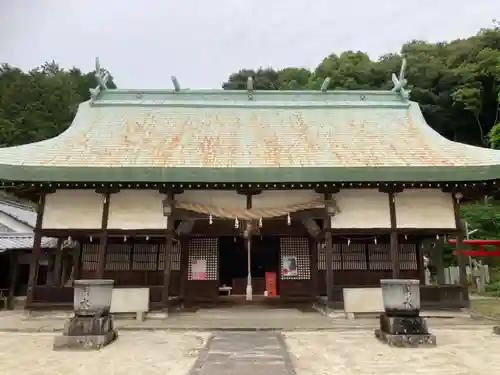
188;332;296;375
0;331;210;375
0;327;499;374
286;328;500;375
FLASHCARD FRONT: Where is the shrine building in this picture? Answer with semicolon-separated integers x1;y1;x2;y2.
0;59;496;311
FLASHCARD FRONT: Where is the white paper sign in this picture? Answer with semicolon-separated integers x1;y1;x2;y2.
282;256;298;277
191;259;207;280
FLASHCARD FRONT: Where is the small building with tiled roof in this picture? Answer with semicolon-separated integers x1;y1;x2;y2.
0;198;61;308
0;58;485;310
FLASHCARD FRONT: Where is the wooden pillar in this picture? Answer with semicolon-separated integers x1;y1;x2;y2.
179;237;189;302
323;192;334;303
26;193;46;306
52;239;64;286
72;243;82;281
96;192;111;279
8;251;19;309
416;240;426;284
46;255;54;285
453;194;468;296
310;236;318;298
245;194;253;301
434;237;445;285
388;192;400;279
162;191;175;310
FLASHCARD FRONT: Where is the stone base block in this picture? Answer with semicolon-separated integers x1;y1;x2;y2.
493;326;500;335
53;314;117;350
375;314;436;348
379;314;429;335
53;330;117;350
375;329;436;347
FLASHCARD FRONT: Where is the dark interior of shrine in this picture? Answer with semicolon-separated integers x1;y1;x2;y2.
218;235;280;295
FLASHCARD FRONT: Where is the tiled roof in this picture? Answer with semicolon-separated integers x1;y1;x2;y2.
0;233;58;252
0;89;500;183
0;200;36;228
0;223;13;232
0;198;57;252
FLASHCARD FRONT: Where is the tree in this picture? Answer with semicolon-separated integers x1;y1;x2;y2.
0;62;116;147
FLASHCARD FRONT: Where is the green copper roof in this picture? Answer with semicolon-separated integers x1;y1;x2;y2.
1;88;500;183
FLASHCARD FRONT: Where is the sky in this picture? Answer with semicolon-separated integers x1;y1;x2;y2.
0;0;499;89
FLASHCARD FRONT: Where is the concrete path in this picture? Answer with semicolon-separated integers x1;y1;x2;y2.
188;332;296;375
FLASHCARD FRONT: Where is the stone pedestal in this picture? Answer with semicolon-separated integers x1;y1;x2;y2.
375;315;436;347
53;314;117;350
53;279;117;350
375;279;436;347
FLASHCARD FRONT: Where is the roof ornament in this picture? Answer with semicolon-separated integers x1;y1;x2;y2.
320;77;331;92
171;76;181;92
89;57;110;101
247;77;254;100
391;57;409;100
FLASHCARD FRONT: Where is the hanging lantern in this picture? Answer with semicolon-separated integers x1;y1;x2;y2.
209;214;213;225
90;236;93;243
287;212;291;226
404;234;408;240
259;217;263;228
374;237;377;245
436;234;440;240
347;239;351;246
124;236;127;242
146;236;149;241
235;218;239;229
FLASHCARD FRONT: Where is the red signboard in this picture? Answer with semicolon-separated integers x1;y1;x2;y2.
265;272;277;297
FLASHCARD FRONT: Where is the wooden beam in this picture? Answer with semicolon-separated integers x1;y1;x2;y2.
26;193;46;306
388;192;400;278
96;192;111;278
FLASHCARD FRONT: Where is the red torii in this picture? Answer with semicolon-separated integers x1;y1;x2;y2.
447;239;500;256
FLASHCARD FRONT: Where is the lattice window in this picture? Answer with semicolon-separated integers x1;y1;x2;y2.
333;244;342;270
317;243;342;270
317;243;326;270
105;244;132;271
368;244;391;270
187;238;218;280
342;243;367;270
132;244;158;271
81;244;99;271
280;237;310;280
400;244;418;270
158;241;181;271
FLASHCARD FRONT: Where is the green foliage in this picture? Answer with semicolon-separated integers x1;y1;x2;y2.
490;122;500;149
223;25;500;147
0;61;116;147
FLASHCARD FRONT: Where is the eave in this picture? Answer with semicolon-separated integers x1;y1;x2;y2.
1;165;500;186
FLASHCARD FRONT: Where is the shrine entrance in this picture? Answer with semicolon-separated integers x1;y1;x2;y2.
218;236;280;297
